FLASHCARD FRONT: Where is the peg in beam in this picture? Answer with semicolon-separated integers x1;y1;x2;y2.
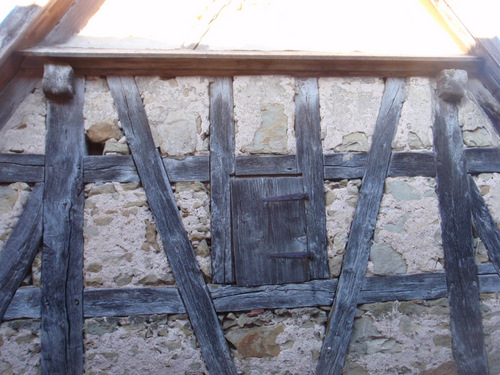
42;64;75;100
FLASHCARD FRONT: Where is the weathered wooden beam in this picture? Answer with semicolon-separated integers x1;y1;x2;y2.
0;70;40;133
21;48;482;78
317;78;406;375
0;183;43;321
0;154;44;183
41;65;85;374
2;147;500;184
433;71;488;374
470;176;500;276
107;75;237;375
5;264;500;320
295;78;329;279
209;78;236;284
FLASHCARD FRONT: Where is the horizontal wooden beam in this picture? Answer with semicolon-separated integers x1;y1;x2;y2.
20;48;482;77
2;148;500;183
4;264;499;320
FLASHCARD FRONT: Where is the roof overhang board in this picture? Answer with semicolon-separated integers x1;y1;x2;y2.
19;48;483;77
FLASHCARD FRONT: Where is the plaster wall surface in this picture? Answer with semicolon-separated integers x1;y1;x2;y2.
0;75;499;374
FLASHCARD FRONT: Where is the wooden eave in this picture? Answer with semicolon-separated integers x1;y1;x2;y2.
19;47;483;77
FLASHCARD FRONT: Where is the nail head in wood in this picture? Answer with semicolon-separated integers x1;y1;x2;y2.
42;64;75;100
436;69;468;103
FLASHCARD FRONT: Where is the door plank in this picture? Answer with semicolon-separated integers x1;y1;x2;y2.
107;76;236;375
317;78;405;375
295;78;329;279
433;98;488;374
41;69;85;374
209;78;236;283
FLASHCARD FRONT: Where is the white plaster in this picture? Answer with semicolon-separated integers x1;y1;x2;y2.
319;77;384;152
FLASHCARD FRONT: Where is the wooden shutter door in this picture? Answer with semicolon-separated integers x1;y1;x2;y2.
231;176;310;286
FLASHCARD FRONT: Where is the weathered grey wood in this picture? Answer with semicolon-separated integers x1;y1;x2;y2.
0;70;40;132
470;176;500;276
324;152;437;179
295;78;329;279
163;156;210;181
42;64;74;100
107;75;236;375
84;287;185;317
41;72;85;375
3;287;41;320
0;183;43;321
465;147;500;174
231;177;309;286
84;155;210;183
467;79;500;136
317;78;405;375
474;38;500;103
41;0;105;45
0;154;44;182
235;155;297;175
4;266;500;320
209;78;236;284
433;98;489;375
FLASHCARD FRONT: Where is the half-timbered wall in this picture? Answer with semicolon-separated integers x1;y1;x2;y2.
1;74;500;374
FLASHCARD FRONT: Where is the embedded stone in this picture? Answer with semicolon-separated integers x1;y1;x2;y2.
419;361;458;375
463;128;492;147
87;120;123;144
242;104;288;154
88;183;116;197
386;180;421;201
103;139;130;155
0;186;17;215
408;131;425;149
226;325;284;358
87;262;103;273
336;132;369;152
371;243;407;275
436;69;467;103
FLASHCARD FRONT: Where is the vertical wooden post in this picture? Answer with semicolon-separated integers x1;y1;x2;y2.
433;70;489;374
210;77;236;284
317;78;405;375
41;64;85;374
295;78;329;279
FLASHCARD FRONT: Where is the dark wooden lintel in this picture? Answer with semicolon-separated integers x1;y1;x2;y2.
4;264;499;320
20;48;482;78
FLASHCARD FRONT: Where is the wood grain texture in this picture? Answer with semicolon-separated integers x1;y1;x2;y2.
295;78;329;279
209;78;235;284
84;288;185;317
0;183;43;321
21;48;482;78
235;154;297;176
433;99;488;375
0;70;40;132
474;38;500;103
41;73;85;375
470;175;500;276
231;177;309;286
107;75;236;375
317;78;406;375
0;154;44;182
5;265;500;319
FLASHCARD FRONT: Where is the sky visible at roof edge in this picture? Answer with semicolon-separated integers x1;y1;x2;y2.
0;0;499;55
